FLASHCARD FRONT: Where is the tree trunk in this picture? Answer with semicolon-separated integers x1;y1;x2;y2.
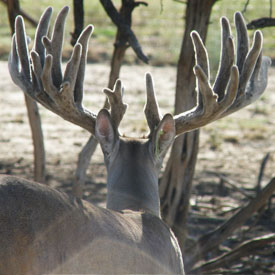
73;135;98;199
160;0;216;250
73;30;127;199
2;0;37;27
24;95;45;182
107;34;128;89
73;0;142;198
71;0;84;46
6;0;20;34
6;0;46;182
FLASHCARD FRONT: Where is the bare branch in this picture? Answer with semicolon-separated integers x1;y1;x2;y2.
191;233;275;273
256;152;270;192
241;0;250;14
1;0;37;28
99;0;149;63
70;0;84;46
185;177;275;270
247;17;275;29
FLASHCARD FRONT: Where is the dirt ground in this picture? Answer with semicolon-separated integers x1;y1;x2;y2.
0;61;275;272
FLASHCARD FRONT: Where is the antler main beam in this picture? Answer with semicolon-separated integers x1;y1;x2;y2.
9;6;127;135
144;73;162;135
9;7;270;139
142;12;269;137
172;12;270;136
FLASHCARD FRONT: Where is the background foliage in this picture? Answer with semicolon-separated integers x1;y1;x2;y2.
0;0;274;68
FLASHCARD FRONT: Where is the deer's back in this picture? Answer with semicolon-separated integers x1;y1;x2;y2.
0;175;183;274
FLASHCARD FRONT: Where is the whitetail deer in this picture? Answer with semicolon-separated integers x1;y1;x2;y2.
1;6;270;275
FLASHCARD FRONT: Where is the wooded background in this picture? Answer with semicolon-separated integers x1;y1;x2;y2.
1;0;275;273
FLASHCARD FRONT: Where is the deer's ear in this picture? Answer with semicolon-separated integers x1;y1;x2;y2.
152;114;175;161
95;109;117;155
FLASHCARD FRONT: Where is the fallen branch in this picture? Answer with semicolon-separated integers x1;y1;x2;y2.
191;233;275;273
185;177;275;270
218;174;252;199
256;152;270;192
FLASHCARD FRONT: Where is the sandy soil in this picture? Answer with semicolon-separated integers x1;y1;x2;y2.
0;61;275;271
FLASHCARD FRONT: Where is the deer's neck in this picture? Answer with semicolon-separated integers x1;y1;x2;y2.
105;139;161;217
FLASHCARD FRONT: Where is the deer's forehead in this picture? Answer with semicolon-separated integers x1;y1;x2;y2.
118;137;151;156
119;136;149;145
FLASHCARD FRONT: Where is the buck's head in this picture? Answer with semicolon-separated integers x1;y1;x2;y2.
94;75;176;216
9;6;270;216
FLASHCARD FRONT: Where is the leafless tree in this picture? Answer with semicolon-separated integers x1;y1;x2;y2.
5;0;45;182
71;0;149;198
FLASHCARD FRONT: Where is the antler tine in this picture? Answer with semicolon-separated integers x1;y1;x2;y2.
235;12;249;73
235;12;263;97
144;72;162;135
42;6;69;88
58;44;82;98
15;16;31;83
222;54;271;117
174;64;239;136
8;16;32;94
39;54;57;98
218;66;239;111
237;30;262;96
193;65;217;114
174;12;270;137
213;17;235;100
9;35;21;88
33;7;52;68
34;43;97;133
30;8;52;93
191;31;211;109
221;12;270;116
103;79;128;129
251;49;262;81
191;31;209;78
74;25;94;106
9;7;98;135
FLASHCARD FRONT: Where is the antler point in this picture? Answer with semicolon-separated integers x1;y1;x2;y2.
114;79;122;92
234;11;242;18
45;6;53;13
103;88;113;96
190;30;199;39
255;30;263;39
74;43;82;53
87;24;94;31
234;11;245;25
145;72;153;82
63;6;70;12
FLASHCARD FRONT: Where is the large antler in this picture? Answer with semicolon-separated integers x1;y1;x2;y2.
145;12;270;136
9;6;127;135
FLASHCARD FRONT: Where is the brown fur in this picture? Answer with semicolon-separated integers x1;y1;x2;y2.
0;175;184;274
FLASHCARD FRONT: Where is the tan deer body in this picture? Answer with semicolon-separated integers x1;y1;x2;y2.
0;175;183;274
3;5;270;275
